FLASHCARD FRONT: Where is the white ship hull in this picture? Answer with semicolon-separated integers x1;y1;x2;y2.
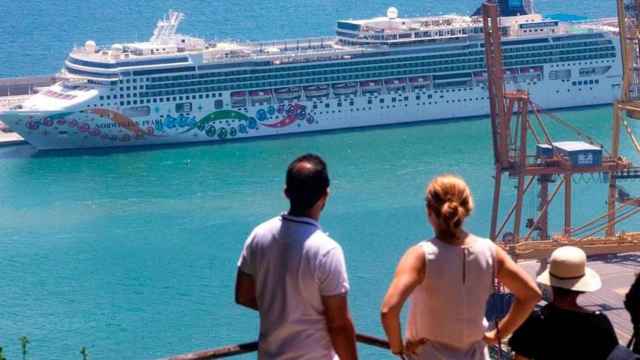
0;72;619;150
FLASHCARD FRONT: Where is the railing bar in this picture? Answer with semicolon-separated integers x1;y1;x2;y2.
162;341;258;360
356;333;390;349
162;333;390;359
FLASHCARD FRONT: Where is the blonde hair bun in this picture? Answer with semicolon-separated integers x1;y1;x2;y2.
426;175;474;236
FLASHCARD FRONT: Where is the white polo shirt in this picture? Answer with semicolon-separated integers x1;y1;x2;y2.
238;214;350;360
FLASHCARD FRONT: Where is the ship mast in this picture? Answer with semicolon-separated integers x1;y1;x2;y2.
150;10;185;44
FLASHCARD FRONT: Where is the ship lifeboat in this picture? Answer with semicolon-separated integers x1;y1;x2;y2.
303;84;330;98
332;82;358;96
520;66;544;81
504;68;519;78
409;76;432;90
231;91;247;107
360;80;382;94
384;78;406;91
472;71;487;81
274;87;302;101
249;89;273;102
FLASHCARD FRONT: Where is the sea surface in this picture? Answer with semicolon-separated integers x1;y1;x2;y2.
1;0;639;359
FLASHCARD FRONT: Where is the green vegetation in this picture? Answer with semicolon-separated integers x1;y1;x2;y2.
0;338;88;359
18;337;28;360
80;347;89;360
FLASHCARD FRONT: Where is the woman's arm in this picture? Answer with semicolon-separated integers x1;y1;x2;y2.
381;245;426;356
485;246;541;343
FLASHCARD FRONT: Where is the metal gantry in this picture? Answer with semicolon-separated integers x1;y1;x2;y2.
482;1;640;260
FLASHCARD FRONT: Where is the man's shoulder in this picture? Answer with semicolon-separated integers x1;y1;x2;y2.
251;216;283;236
306;230;341;255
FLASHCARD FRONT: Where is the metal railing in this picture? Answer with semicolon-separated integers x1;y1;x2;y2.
159;333;390;360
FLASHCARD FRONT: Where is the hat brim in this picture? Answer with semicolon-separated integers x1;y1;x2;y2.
537;267;601;293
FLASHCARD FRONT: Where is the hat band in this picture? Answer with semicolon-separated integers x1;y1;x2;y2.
550;272;585;280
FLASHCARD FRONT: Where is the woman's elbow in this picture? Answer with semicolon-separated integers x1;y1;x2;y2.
522;286;542;305
380;303;399;322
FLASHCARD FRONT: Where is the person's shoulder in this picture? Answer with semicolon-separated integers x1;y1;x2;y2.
252;216;283;234
589;310;616;326
471;235;496;248
308;230;341;254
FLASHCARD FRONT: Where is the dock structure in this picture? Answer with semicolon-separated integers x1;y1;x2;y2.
0;75;55;145
0;75;57;97
480;1;640;262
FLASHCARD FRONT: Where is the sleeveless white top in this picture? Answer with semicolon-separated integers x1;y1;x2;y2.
406;235;496;360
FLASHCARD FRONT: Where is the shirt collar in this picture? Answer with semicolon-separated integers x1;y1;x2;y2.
281;213;321;229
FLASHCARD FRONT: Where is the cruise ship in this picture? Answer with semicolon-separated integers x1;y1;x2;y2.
0;1;622;149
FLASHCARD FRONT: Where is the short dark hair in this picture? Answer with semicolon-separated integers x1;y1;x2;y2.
551;286;584;299
286;154;330;211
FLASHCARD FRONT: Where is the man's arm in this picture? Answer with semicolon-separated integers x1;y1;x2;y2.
322;294;358;360
235;269;258;311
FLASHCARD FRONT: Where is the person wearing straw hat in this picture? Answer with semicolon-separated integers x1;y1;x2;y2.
509;246;619;360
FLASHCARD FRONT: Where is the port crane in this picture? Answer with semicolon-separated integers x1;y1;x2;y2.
482;0;640;260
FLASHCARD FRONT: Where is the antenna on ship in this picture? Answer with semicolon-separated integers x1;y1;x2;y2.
150;10;185;43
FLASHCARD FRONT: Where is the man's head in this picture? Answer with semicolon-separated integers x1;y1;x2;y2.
285;154;330;215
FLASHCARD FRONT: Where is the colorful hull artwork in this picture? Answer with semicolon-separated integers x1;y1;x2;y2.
13;103;316;147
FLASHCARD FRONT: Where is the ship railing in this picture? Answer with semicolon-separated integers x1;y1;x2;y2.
245;36;338;51
203;41;373;64
158;333;390;360
568;17;618;25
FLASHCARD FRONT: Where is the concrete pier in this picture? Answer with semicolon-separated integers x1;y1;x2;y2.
0;130;25;146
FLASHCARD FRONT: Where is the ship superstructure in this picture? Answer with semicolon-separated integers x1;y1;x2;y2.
0;1;623;149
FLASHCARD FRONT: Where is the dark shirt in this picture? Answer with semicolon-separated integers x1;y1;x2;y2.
509;303;619;360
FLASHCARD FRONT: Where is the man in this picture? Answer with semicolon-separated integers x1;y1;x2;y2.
509;246;619;360
235;154;358;360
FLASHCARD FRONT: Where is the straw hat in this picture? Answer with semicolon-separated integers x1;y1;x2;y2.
537;246;601;293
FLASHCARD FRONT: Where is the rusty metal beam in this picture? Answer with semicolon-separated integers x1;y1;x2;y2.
564;174;572;236
522;177;565;242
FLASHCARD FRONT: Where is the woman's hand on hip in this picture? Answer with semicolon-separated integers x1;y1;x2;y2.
483;329;499;346
404;337;428;356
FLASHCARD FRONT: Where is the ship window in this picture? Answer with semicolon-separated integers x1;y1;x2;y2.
214;99;223;109
126;100;131;105
176;102;192;113
133;100;138;105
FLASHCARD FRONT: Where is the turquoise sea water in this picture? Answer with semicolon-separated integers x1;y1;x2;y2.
1;1;639;359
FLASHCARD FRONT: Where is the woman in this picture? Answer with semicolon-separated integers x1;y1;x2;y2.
509;246;619;359
381;175;541;359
